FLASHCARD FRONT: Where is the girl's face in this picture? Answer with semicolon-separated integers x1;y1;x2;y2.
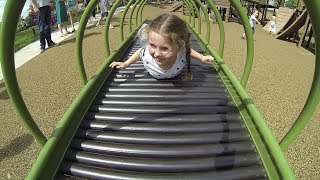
148;31;179;69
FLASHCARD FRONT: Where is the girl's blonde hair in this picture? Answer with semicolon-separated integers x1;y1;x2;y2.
144;14;192;80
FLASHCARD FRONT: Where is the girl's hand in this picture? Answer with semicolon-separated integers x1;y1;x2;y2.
201;55;214;64
109;62;128;69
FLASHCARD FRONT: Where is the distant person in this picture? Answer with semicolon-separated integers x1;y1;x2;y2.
29;0;58;53
241;9;261;39
21;17;29;29
84;0;97;22
66;0;80;33
96;0;114;29
55;0;71;37
268;15;276;36
207;0;216;21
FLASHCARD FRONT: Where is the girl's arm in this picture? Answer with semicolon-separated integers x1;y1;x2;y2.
252;16;261;25
190;49;214;64
110;48;142;69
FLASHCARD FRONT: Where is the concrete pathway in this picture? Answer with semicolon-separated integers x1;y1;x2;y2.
0;6;126;81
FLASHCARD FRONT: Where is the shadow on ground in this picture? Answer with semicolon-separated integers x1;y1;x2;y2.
0;82;9;100
0;134;34;162
59;32;102;45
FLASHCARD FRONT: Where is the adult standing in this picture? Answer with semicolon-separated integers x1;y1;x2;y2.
66;0;80;32
55;0;71;37
30;0;58;53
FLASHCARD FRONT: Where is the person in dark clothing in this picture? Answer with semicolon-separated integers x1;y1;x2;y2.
30;0;58;53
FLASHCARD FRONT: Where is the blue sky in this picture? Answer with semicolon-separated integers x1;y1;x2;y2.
0;0;30;21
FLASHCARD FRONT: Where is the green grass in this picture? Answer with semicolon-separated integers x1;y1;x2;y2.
14;24;59;52
0;21;37;52
15;28;39;52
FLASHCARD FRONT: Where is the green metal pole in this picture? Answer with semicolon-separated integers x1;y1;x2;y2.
184;0;196;28
104;0;123;57
139;0;148;24
129;0;141;33
76;0;99;85
120;0;136;41
186;0;201;33
194;0;210;42
182;0;193;25
0;0;47;146
188;24;295;179
280;0;320;151
135;0;146;28
229;0;254;88
205;0;225;58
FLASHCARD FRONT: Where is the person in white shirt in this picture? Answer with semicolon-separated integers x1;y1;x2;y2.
241;10;261;39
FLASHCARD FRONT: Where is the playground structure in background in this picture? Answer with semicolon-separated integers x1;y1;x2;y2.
172;0;315;50
262;0;314;50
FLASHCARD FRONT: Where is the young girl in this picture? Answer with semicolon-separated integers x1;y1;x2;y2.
268;15;276;36
110;14;214;80
241;10;261;39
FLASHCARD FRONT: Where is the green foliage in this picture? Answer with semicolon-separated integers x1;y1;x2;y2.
284;0;299;8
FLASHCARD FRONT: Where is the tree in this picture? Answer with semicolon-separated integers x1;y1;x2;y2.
284;0;299;8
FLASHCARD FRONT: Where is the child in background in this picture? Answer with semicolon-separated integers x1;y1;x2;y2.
268;15;276;36
110;14;214;80
241;10;261;39
96;0;114;28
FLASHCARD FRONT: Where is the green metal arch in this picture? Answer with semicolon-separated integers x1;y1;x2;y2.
139;0;148;24
129;0;141;33
280;0;320;151
120;0;136;41
104;0;123;57
204;0;225;57
186;0;201;33
0;0;47;146
135;0;146;29
228;0;254;88
75;0;100;85
182;0;194;27
187;0;194;26
194;0;211;42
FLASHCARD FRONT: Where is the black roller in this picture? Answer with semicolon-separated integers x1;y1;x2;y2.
70;139;256;157
58;162;266;180
84;112;242;123
75;129;250;144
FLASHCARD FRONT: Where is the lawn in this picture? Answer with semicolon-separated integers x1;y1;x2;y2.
15;27;39;52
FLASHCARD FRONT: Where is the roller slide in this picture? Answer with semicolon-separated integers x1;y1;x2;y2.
54;36;267;179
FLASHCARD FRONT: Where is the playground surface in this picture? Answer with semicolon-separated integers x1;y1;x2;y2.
0;3;319;179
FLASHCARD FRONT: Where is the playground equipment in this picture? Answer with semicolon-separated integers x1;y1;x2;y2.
0;0;319;179
263;6;295;34
211;0;231;22
276;9;308;39
170;1;183;12
298;15;314;49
